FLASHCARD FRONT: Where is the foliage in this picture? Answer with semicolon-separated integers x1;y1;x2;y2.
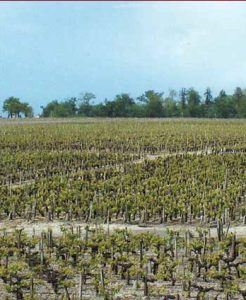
40;87;246;118
0;119;245;298
3;97;33;118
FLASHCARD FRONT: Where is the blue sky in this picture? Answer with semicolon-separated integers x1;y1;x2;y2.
0;2;246;114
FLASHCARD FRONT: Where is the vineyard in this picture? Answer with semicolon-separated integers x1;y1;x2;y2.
0;118;245;300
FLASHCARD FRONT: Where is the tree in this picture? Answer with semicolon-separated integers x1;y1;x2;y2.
219;90;227;98
41;98;77;118
112;94;135;117
236;94;246;118
234;87;243;103
163;97;179;117
41;100;59;117
202;88;214;118
3;97;21;118
21;102;33;118
38;87;246;119
213;95;237;118
59;98;77;117
179;88;187;117
233;87;244;116
78;93;96;116
186;88;201;117
169;89;177;101
138;90;164;118
102;99;116;117
3;97;33;118
204;88;213;106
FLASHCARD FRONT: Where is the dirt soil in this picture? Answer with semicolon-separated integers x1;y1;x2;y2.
0;219;245;238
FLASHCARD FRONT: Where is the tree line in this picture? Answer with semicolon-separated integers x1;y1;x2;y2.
2;87;246;118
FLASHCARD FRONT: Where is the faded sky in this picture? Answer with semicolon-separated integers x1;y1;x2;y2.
0;2;246;113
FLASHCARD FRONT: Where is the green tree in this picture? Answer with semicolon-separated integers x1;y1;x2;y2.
186;88;201;117
41;98;77;117
163;97;179;117
3;97;33;118
219;89;227;98
21;102;33;117
90;103;107;117
204;88;213;106
179;88;187;117
3;97;21;118
213;94;237;118
112;94;135;117
41;100;59;117
233;87;245;117
59;98;77;117
138;90;164;118
102;99;116;117
234;87;243;103
78;93;96;116
202;88;213;117
236;94;246;118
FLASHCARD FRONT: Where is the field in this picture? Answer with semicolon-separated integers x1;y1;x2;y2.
0;118;245;300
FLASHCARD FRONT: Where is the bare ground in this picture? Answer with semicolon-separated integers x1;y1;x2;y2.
0;218;245;238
